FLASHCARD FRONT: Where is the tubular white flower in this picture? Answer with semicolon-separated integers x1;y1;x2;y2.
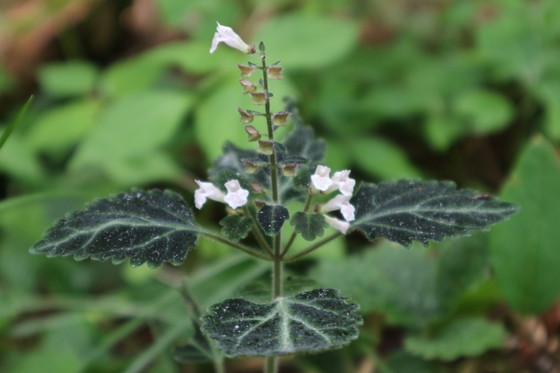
194;180;225;209
328;170;356;196
324;215;350;235
311;165;333;192
210;22;255;54
223;179;249;209
321;194;356;222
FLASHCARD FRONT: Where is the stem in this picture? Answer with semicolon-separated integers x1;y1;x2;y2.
261;44;282;373
200;230;271;261
280;192;314;258
283;232;342;262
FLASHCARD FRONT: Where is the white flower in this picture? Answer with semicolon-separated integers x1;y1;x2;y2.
311;165;333;192
194;180;225;209
321;194;355;222
210;22;255;54
328;170;356;196
224;179;249;209
324;215;350;235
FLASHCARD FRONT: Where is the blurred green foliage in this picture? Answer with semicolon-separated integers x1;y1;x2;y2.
1;0;560;372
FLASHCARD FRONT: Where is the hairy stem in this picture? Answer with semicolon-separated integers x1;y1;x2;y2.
261;44;281;373
200;230;271;261
283;232;343;262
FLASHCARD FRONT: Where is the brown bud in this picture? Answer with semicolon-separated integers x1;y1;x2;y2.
250;91;267;105
238;64;255;78
244;125;261;141
282;163;297;177
257;140;274;155
249;182;265;193
240;79;256;93
267;65;283;80
243;159;259;174
272;112;290;126
238;108;254;123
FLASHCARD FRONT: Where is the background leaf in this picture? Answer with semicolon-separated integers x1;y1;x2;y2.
201;289;362;357
490;136;560;313
30;190;200;268
404;317;506;361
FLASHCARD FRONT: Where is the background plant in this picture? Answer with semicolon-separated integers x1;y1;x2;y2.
1;1;560;372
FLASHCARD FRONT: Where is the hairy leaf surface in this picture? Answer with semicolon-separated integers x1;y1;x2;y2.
352;180;517;246
201;288;362;357
290;212;327;241
30;190;199;268
257;204;289;236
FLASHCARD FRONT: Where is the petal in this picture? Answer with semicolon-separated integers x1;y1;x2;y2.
324;215;350;234
311;165;333;191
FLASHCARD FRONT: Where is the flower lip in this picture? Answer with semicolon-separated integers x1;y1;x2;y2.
311;165;333;192
224;179;249;209
210;22;255;54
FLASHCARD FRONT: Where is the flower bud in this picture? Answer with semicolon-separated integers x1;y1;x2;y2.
240;79;256;94
272;112;290;126
267;65;283;80
238;108;254;123
243;159;260;174
244;125;261;141
250;91;267;105
238;64;255;78
282;163;297;177
249;182;265;193
257;140;274;155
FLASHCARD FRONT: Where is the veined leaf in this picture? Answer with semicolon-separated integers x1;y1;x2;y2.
201;288;362;357
30;190;200;268
351;180;517;246
219;215;252;242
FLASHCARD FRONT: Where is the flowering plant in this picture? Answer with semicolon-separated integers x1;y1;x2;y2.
29;23;517;373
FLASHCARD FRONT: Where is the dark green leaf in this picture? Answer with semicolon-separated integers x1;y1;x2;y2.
257;205;289;236
30;190;200;268
283;121;326;163
290;212;327;241
201;288;362;357
404;317;506;361
352;180;518;246
219;215;252;242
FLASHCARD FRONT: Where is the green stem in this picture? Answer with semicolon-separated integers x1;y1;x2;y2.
280;192;314;257
283;232;343;262
200;230;271;261
261;44;282;373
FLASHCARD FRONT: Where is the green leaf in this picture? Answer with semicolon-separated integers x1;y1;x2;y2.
256;15;358;69
348;138;421;179
201;289;362;357
257;204;289;236
26;99;99;155
219;215;252;242
172;327;214;364
30;190;200;268
70;90;190;174
490;136;560;313
405;317;506;361
352;180;518;247
290;212;327;241
454;90;512;134
283;115;326;163
38;61;97;97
